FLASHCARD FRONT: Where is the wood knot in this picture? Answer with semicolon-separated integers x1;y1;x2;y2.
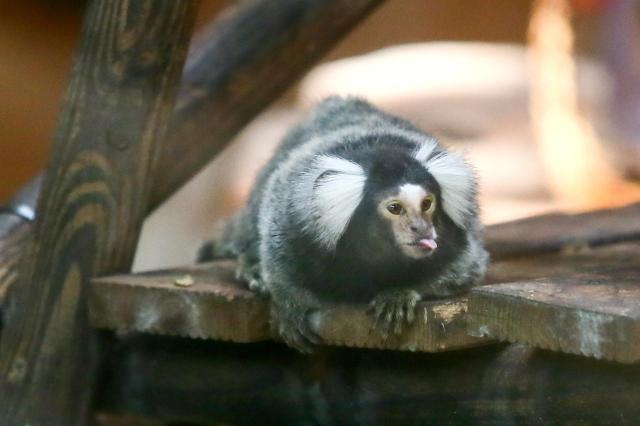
7;357;27;384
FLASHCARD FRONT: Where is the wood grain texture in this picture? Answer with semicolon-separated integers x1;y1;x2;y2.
90;262;270;342
0;175;41;315
91;237;640;359
485;239;640;284
485;202;640;260
469;242;640;363
0;2;198;425
311;297;488;352
0;216;30;323
100;337;640;424
91;262;493;352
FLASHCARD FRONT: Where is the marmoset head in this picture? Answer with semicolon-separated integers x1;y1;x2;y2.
377;183;439;259
304;136;477;261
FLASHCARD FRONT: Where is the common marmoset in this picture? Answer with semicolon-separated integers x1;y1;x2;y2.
200;97;488;352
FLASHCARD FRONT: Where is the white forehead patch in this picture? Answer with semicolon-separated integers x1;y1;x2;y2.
311;155;366;249
398;184;427;212
412;142;476;229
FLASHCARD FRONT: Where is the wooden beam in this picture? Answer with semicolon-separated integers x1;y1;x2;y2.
0;2;198;424
90;262;492;352
151;0;386;209
99;336;640;424
468;241;640;363
485;202;640;260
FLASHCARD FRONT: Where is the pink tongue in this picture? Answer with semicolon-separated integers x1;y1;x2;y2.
418;238;438;250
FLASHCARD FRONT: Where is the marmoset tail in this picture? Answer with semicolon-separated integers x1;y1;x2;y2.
201;96;489;353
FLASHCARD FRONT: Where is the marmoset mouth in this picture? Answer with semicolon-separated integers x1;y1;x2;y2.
408;238;438;251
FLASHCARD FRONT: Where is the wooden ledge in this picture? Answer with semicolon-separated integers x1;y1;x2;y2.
468;242;640;363
90;262;492;352
484;202;640;260
90;261;269;342
89;204;640;357
310;297;488;352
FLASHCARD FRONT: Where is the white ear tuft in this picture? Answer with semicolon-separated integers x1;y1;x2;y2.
420;150;476;228
311;155;366;249
413;138;438;163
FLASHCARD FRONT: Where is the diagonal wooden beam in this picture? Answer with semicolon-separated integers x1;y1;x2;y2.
0;2;198;424
151;0;386;209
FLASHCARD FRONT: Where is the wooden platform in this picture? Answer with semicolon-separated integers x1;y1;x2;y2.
468;241;640;363
90;203;640;358
90;263;489;352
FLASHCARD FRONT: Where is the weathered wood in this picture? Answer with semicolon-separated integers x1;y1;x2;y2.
91;262;492;352
0;217;29;323
91;236;640;358
152;0;386;208
312;297;488;352
0;2;198;425
485;202;640;259
485;239;640;284
90;262;269;342
0;175;41;315
469;241;640;363
99;336;640;425
0;0;386;315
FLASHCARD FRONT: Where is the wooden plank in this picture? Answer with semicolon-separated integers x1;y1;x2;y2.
92;226;640;356
90;262;269;342
91;263;492;352
313;298;486;352
485;202;640;260
99;336;640;424
469;242;640;363
485;239;640;284
0;2;198;425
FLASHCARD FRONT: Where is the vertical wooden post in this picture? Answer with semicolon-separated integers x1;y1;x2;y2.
0;1;198;425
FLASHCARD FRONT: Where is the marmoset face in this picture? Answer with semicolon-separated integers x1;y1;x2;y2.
377;183;438;259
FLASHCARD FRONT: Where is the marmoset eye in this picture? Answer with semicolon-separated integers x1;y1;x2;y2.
422;196;435;213
387;202;404;215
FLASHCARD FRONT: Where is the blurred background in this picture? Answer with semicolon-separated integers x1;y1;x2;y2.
1;0;639;271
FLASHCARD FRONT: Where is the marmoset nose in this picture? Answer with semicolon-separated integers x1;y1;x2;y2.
409;221;429;235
